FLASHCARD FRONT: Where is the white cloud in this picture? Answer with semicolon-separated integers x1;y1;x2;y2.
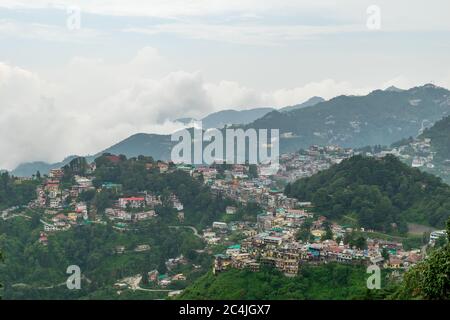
124;23;363;46
0;19;103;43
0;46;447;170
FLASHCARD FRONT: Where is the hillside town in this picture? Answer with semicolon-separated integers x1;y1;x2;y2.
2;144;447;289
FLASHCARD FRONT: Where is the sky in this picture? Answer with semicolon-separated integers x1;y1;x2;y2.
1;0;450;170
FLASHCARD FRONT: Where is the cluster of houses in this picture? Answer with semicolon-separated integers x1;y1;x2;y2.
27;161;188;237
212;211;424;276
275;145;355;183
105;192;183;224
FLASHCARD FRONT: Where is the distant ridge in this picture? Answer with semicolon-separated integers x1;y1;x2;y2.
11;84;450;177
175;107;275;129
279;96;325;112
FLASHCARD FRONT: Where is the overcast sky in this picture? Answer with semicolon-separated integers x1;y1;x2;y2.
1;0;450;169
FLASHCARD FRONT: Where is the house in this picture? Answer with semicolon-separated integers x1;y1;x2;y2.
158;162;169;173
173;201;184;211
101;182;122;192
226;206;237;215
134;210;156;221
148;270;159;282
67;212;78;222
52;214;67;226
44;224;58;232
49;198;61;209
39;232;48;245
386;257;403;269
168;290;183;297
118;197;145;209
115;246;126;254
105;155;121;164
429;230;447;244
158;274;171;287
171;274;186;281
212;221;228;230
213;254;232;274
134;244;151;252
49;169;64;179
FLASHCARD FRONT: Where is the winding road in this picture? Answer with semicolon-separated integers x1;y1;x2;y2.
168;225;201;238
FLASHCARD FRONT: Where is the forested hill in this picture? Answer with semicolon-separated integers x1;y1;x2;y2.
285;155;450;232
420;115;450;162
247;84;450;152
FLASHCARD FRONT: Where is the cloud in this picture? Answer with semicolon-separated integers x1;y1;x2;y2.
0;19;103;43
124;23;363;46
0;46;446;170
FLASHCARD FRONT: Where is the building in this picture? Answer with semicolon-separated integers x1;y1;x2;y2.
118;197;145;209
212;221;228;230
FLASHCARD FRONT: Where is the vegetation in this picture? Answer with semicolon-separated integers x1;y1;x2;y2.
285;155;450;233
0;216;206;299
178;264;390;300
420;115;450;162
0;172;39;210
248;84;450;153
393;220;450;299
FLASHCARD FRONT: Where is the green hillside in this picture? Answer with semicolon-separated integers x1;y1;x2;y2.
285;155;450;232
420;115;450;162
249;84;450;152
178;264;391;300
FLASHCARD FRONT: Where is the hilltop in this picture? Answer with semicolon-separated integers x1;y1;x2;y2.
285;155;450;232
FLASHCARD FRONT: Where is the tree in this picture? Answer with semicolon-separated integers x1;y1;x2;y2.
321;222;333;241
395;218;450;299
141;271;149;286
0;250;3;299
248;164;258;179
354;236;367;250
381;247;390;261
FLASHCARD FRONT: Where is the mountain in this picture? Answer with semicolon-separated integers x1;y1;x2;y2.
386;115;450;183
420;115;450;162
385;86;404;93
248;84;450;154
11;155;79;177
99;133;173;161
279;96;325;112
285;154;450;232
176;107;275;129
12;84;450;177
11;134;174;177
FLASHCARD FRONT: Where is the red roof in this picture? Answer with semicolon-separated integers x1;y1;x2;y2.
106;155;121;164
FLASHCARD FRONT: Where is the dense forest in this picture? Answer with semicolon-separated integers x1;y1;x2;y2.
0;216;208;299
285;155;450;233
0;172;39;209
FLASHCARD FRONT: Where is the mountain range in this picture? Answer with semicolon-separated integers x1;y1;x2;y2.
175;107;275;129
11;84;450;177
248;84;450;154
278;96;325;112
